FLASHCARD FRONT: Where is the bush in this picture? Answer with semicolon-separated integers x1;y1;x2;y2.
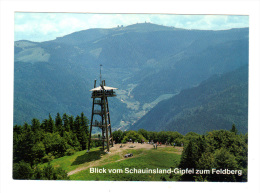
65;148;76;156
122;130;146;143
13;161;34;179
91;140;102;148
40;163;70;180
42;153;55;163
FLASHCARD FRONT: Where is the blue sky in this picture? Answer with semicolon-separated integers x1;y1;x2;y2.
14;13;249;42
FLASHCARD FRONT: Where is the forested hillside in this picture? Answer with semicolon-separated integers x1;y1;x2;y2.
13;112;91;179
14;23;249;132
178;128;247;182
132;66;248;134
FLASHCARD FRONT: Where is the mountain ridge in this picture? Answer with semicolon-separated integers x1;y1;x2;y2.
14;23;249;133
15;23;249;45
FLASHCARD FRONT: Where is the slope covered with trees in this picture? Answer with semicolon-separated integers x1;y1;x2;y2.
14;23;249;131
179;127;247;182
132;66;248;134
13;112;92;179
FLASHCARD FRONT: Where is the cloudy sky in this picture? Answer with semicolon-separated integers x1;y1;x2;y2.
14;13;249;42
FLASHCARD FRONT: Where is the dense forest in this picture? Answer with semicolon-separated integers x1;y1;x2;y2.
13;113;247;182
13;112;90;180
178;126;247;182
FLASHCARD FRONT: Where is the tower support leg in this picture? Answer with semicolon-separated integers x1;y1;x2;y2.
106;97;113;147
103;95;109;152
88;98;95;152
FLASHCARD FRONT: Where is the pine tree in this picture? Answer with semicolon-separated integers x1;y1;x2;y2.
74;115;87;150
47;114;55;133
179;139;198;181
69;115;74;132
197;135;206;158
55;113;62;128
80;112;89;137
179;140;197;169
31;118;41;132
31;118;43;142
55;113;64;136
231;124;238;135
41;119;48;133
62;113;70;132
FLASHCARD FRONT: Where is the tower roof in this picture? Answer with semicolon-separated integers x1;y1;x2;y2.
90;86;118;91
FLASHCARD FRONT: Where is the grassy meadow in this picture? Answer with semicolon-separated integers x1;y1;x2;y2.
46;145;182;181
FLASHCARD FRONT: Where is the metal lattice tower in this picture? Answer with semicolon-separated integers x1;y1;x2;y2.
88;77;117;152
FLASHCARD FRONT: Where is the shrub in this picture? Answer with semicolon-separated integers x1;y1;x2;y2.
13;161;34;179
42;153;55;163
65;148;76;156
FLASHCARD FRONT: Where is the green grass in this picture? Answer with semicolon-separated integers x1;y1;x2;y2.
74;147;180;181
46;146;181;181
46;147;103;172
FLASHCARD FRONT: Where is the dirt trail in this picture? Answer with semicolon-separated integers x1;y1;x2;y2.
67;143;182;176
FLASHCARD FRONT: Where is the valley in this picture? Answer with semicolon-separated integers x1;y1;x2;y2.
14;22;249;134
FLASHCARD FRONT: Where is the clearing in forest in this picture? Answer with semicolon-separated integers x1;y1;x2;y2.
49;143;183;181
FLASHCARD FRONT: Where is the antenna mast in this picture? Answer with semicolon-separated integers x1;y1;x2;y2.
100;64;102;86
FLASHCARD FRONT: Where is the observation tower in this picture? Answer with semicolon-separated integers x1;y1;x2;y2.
87;65;117;152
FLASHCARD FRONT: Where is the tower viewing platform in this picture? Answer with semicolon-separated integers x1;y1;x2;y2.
88;78;118;152
90;85;117;98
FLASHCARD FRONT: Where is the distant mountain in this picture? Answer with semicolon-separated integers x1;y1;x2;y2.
52;23;176;46
14;23;249;131
131;66;248;134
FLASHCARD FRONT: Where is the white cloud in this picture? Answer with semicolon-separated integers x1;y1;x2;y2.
14;13;249;42
40;23;58;35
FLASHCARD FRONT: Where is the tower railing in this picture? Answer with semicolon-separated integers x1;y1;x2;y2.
91;90;116;98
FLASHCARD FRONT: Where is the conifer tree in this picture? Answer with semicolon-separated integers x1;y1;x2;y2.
62;113;70;132
55;113;64;136
31;118;43;142
55;113;62;128
69;115;74;132
31;118;41;132
74;115;87;150
231;124;238;135
47;114;55;133
80;112;89;137
41;119;48;133
179;139;198;181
